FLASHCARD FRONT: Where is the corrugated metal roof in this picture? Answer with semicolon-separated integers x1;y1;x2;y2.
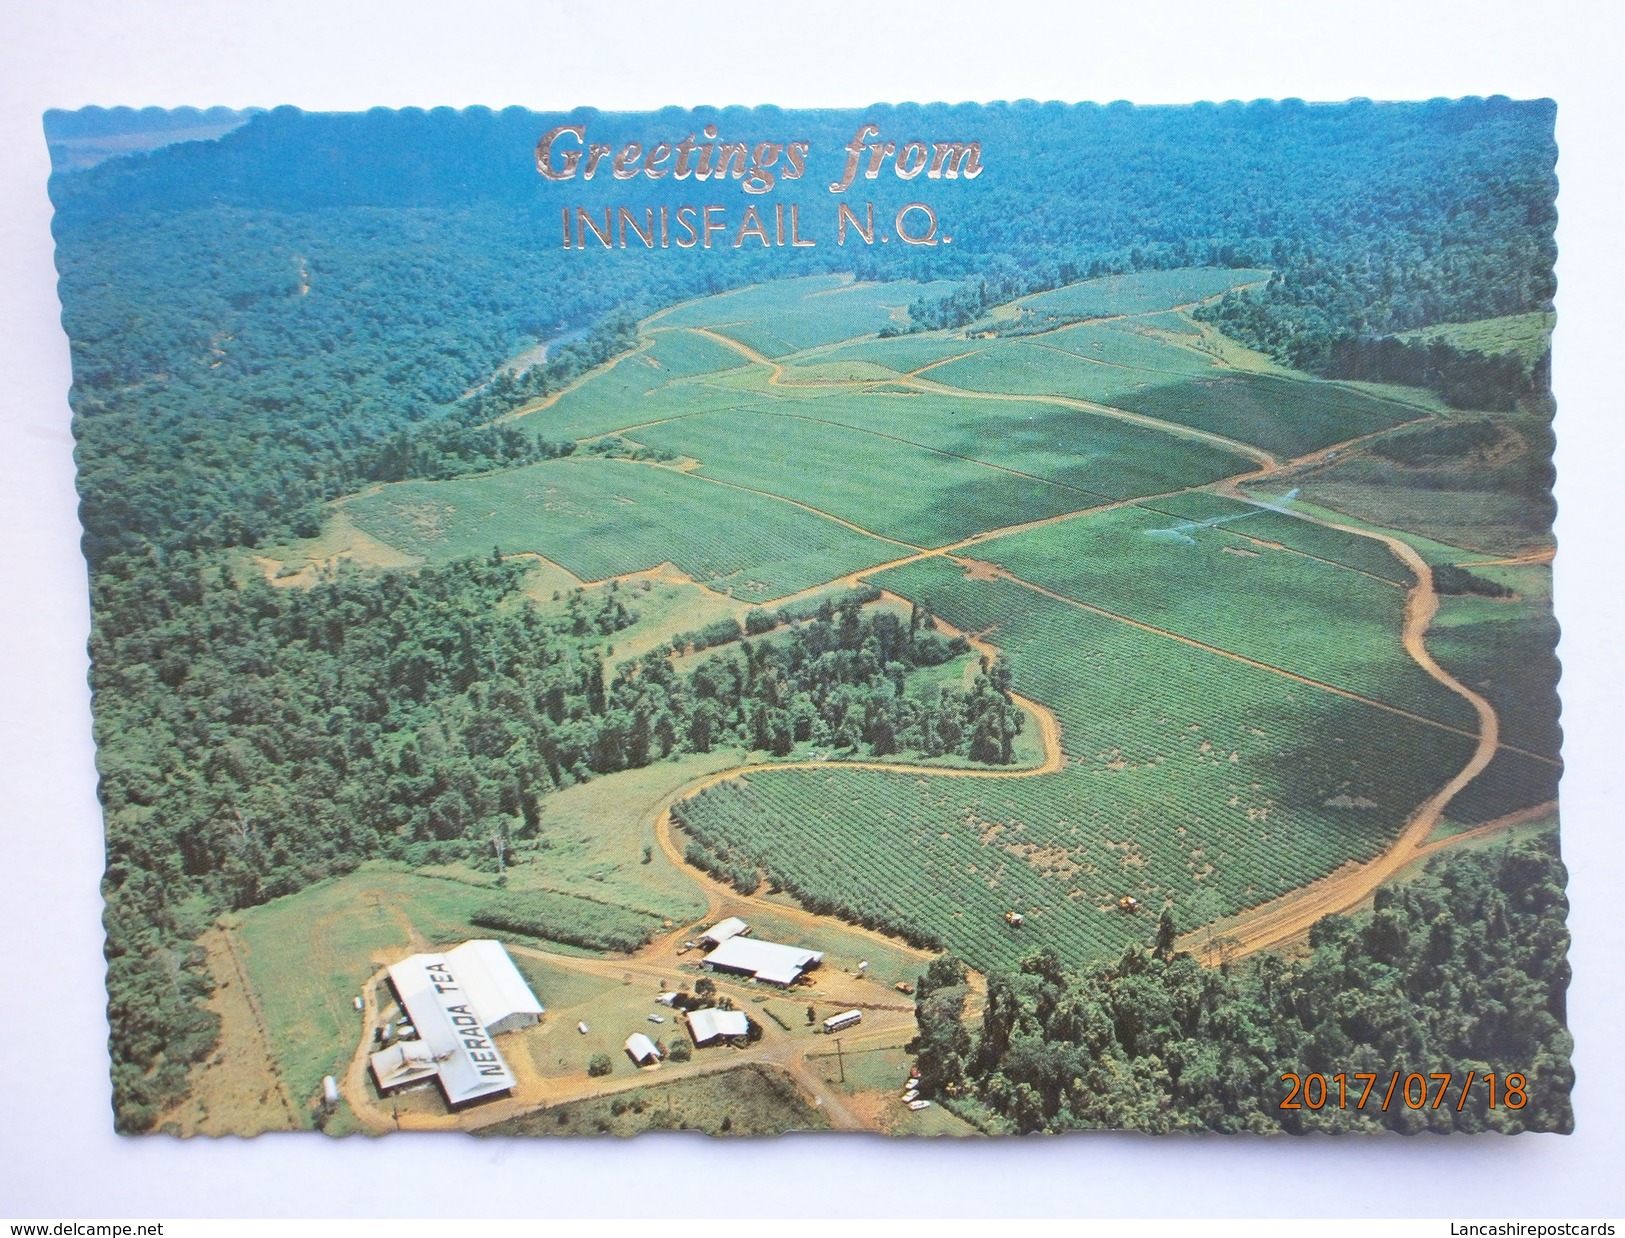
445;939;545;1025
686;1007;750;1043
700;916;749;945
625;1032;661;1062
386;953;517;1105
702;936;823;984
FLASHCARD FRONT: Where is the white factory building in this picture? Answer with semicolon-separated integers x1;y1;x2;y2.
701;935;824;986
371;939;545;1108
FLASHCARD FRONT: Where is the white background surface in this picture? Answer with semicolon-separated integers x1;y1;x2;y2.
1;0;1621;1220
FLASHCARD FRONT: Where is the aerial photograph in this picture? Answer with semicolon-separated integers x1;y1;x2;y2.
47;97;1568;1138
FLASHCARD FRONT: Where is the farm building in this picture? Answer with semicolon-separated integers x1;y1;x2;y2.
438;939;546;1034
702;935;824;986
625;1033;663;1066
699;916;749;947
369;1039;438;1092
372;940;545;1107
685;1007;750;1046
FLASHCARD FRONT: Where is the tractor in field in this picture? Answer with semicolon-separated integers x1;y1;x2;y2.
1117;895;1141;913
1003;910;1025;928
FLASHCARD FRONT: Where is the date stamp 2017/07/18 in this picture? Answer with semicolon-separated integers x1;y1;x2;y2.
1279;1071;1529;1113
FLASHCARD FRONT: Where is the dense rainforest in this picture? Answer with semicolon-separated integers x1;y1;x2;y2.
913;837;1573;1134
95;553;1001;1128
47;98;1559;1129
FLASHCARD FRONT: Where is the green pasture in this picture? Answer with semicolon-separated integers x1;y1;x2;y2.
343;455;904;602
231;865;508;1107
483;750;740;921
1398;311;1554;371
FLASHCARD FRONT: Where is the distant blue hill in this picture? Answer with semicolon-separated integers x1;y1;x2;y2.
43;105;259;173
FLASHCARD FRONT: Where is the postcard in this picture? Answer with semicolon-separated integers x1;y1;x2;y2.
46;98;1567;1137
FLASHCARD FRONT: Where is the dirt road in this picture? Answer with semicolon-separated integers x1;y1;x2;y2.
1178;492;1505;963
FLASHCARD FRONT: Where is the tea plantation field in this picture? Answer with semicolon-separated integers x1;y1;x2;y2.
672;557;1475;971
975;503;1477;729
653;273;964;356
315;267;1524;975
343;455;904;601
630;408;1088;546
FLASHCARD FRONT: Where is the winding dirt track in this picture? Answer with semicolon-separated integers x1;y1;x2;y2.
574;317;1527;964
647;619;1067;937
1177;491;1504;962
677;319;1541;960
446;309;1528;976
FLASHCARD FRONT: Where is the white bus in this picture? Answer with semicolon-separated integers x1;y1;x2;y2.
822;1009;863;1034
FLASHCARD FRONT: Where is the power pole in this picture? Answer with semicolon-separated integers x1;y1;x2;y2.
836;1037;845;1083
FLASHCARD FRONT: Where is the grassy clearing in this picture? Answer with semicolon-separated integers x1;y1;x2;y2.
228;833;712;1112
1398;312;1554;370
674;557;1475;971
506;960;684;1084
250;508;423;584
515;554;587;599
342;455;904;602
492;750;742;920
978;503;1473;728
590;573;751;667
230;866;489;1108
477;1064;830;1137
804;1040;978;1136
